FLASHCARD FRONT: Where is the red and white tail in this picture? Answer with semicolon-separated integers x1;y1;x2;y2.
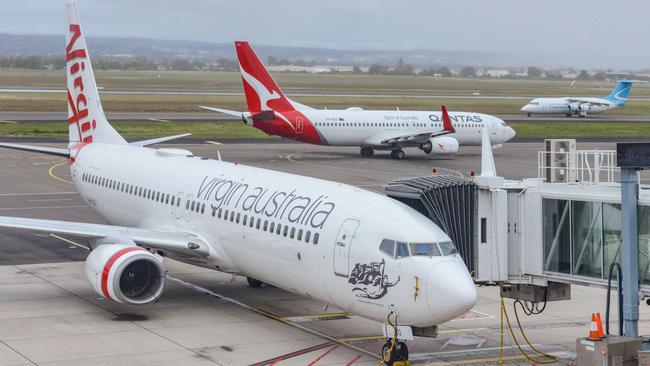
235;41;295;114
66;1;125;145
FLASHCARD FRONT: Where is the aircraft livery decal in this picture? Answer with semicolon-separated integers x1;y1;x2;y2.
348;259;399;299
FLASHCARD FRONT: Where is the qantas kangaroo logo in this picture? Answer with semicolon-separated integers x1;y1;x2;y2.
239;67;295;131
66;24;95;143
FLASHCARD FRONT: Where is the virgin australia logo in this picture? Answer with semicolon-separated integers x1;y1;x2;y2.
348;259;399;299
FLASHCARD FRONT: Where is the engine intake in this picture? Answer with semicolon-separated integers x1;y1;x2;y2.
85;244;164;305
422;136;460;155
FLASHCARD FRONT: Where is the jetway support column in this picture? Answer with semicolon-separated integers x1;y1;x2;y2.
620;167;639;337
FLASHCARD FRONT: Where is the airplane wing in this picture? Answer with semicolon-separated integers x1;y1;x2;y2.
565;98;611;107
199;106;244;117
0;216;211;258
130;133;192;147
0;142;69;157
377;105;456;146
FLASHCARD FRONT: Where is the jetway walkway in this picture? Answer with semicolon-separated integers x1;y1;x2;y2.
385;141;650;300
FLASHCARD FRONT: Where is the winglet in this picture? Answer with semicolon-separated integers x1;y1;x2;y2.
441;105;455;133
480;127;496;177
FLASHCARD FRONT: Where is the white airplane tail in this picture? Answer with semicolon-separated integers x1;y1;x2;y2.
66;1;125;145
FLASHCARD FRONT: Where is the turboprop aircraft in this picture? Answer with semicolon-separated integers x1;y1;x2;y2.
201;41;515;160
0;2;476;363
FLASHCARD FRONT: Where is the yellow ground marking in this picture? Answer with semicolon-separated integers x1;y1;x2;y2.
280;312;352;321
48;162;73;184
205;141;223;145
148;118;172;123
49;234;90;250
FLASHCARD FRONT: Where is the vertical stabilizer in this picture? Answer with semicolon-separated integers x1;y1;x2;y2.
480;127;496;177
66;1;125;145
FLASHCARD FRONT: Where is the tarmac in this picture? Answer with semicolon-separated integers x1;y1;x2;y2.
2;141;650;365
2;111;650;123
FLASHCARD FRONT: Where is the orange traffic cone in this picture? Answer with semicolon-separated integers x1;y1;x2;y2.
595;312;605;338
588;313;601;341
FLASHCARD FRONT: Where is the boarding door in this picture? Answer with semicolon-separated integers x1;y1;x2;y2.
173;191;184;221
333;218;360;277
295;117;304;134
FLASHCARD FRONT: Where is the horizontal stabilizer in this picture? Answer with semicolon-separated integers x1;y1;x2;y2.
252;110;276;121
0;142;69;157
199;106;244;117
130;133;192;147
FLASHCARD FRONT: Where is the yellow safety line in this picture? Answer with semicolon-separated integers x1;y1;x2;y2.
48;162;73;184
205;141;223;145
281;312;353;320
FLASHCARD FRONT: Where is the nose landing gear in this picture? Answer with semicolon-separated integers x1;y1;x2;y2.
380;307;411;365
381;340;409;365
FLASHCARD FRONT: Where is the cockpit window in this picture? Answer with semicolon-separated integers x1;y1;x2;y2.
438;241;458;256
410;243;441;256
396;242;410;258
500;121;507;127
380;239;395;257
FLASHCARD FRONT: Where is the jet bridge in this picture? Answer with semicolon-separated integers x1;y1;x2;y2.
385;139;650;301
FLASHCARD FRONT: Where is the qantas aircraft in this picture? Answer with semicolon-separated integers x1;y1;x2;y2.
521;80;646;117
0;2;476;362
201;42;515;160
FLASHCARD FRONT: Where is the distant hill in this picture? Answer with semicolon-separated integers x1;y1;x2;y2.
0;33;530;68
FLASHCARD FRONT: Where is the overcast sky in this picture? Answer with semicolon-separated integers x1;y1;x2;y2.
1;0;649;69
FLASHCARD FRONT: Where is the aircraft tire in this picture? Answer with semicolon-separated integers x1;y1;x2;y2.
360;146;374;157
391;149;405;160
246;277;264;288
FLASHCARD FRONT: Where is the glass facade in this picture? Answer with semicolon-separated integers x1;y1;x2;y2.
542;198;650;285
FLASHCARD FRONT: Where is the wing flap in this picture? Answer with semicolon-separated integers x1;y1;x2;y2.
378;105;455;145
0;216;211;257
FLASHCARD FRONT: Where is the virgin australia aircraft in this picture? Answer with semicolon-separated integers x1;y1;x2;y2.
521;80;646;117
201;42;515;160
0;2;476;361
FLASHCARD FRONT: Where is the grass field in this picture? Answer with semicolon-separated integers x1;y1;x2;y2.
1;68;650;139
2;120;650;140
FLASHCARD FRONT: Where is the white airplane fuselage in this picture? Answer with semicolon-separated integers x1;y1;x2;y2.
521;97;617;115
289;109;515;147
70;143;476;327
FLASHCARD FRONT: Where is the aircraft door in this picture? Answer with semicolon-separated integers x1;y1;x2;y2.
296;117;304;134
333;218;360;277
173;191;184;220
183;194;193;223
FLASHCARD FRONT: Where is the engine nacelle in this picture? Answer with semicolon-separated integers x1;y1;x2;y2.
568;102;580;112
578;104;590;112
85;244;164;305
422;136;459;155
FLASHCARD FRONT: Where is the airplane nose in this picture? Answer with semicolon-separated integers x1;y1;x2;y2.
506;126;516;140
426;260;477;323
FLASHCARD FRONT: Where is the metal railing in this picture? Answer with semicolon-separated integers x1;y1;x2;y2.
538;150;618;184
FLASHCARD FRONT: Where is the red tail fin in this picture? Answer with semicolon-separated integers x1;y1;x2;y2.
441;105;455;133
235;41;294;114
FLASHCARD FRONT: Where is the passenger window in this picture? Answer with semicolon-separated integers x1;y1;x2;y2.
313;233;319;244
224;209;229;220
236;213;240;223
269;222;275;232
380;239;395;257
305;231;311;243
156;192;160;202
396;242;410;258
171;196;175;205
256;218;261;229
297;229;303;241
201;204;205;214
230;211;234;221
243;215;247;225
290;227;296;239
165;194;169;204
263;220;268;231
276;224;282;234
191;201;195;211
250;217;255;227
218;208;222;218
283;226;288;237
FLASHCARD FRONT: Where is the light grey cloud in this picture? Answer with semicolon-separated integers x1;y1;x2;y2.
1;0;649;69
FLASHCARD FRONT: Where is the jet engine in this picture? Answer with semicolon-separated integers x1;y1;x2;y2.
85;244;165;305
421;136;459;155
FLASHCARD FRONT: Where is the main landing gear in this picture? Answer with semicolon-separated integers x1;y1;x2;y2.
390;149;405;160
360;146;374;157
246;277;263;288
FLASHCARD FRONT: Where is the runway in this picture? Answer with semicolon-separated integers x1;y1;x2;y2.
2;111;650;123
0;140;648;365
